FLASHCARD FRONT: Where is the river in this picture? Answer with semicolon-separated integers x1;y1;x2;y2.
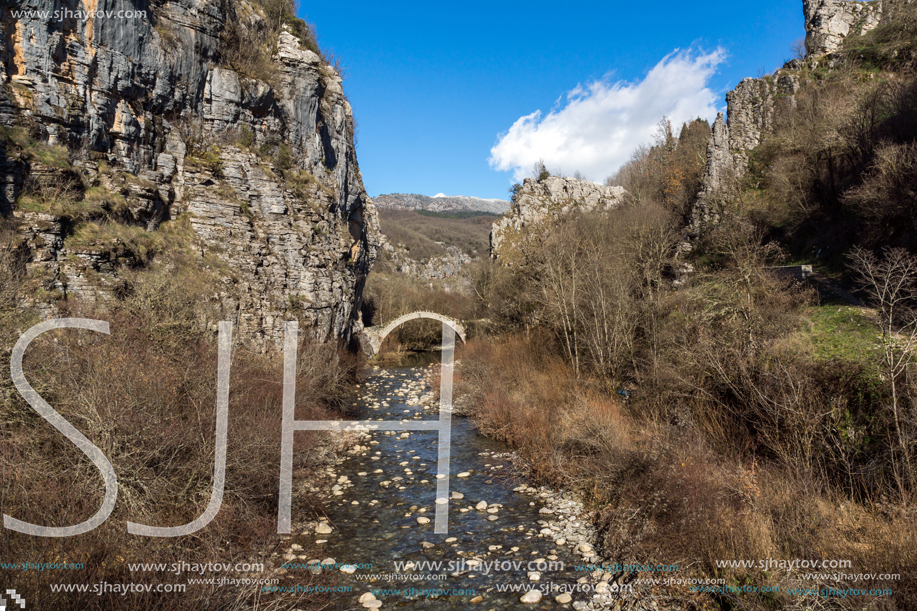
274;356;628;610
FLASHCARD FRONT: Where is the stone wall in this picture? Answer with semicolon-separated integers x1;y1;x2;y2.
0;0;382;349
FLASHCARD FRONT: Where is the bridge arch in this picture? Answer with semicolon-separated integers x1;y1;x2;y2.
362;311;466;357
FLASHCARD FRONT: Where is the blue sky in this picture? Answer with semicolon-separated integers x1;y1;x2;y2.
300;1;806;200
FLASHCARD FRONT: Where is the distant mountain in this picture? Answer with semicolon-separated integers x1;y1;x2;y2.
373;193;510;215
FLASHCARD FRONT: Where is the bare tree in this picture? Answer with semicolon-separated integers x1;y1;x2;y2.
790;37;807;61
535;222;582;377
848;246;917;499
533;159;550;182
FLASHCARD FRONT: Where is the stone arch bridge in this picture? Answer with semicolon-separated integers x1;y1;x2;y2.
360;311;466;357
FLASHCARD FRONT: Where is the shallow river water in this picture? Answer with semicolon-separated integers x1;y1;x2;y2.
281;361;626;610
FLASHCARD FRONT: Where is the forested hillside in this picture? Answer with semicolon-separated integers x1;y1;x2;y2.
454;4;917;609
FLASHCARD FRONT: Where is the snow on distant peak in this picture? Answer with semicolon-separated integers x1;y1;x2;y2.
372;193;510;215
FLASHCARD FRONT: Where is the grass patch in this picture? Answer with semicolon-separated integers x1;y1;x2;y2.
15;193;95;217
185;145;224;175
843;4;917;70
285;168;332;202
0;126;69;168
64;221;158;264
805;305;879;363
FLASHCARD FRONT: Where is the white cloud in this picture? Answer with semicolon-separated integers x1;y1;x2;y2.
489;48;727;183
433;193;446;198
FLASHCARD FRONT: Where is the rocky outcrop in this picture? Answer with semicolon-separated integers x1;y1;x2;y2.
490;176;625;262
804;0;884;56
689;68;801;238
688;0;911;240
380;237;471;280
0;1;382;349
688;114;732;237
803;0;916;57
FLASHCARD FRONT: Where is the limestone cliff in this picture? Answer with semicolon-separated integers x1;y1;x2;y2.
804;0;884;56
379;237;471;281
689;70;801;237
490;176;626;263
689;0;917;240
0;0;382;349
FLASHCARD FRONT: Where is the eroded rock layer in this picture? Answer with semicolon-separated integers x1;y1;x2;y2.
0;0;382;349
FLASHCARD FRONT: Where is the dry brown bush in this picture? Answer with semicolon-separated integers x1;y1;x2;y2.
0;261;358;609
460;234;916;608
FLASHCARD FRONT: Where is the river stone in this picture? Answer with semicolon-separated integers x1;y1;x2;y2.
416;517;430;525
316;523;333;535
470;595;484;603
556;593;573;604
475;501;488;510
520;590;543;603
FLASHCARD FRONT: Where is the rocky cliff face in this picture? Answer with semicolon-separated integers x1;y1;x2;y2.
490;176;625;262
0;0;381;349
804;0;883;56
688;70;801;238
379;238;471;281
688;0;917;238
803;0;916;57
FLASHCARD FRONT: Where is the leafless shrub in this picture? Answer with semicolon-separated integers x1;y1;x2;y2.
0;262;359;609
848;246;917;500
170;113;207;158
